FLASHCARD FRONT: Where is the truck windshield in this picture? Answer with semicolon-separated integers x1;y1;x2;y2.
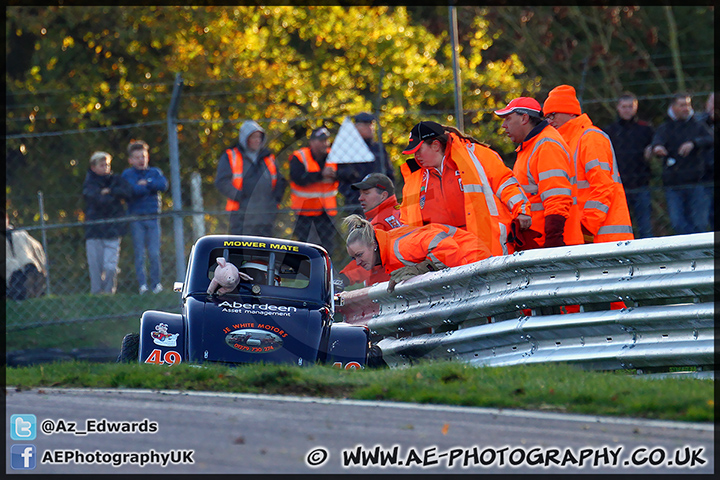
207;247;312;289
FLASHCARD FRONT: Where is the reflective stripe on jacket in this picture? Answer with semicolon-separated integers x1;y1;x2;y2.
400;133;530;256
225;147;278;211
289;147;338;216
376;223;492;274
513;123;583;247
557;114;634;242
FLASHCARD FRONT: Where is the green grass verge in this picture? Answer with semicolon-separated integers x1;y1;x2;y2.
6;291;179;351
5;361;714;423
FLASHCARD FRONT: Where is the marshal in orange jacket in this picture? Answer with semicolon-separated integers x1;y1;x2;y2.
556;114;634;243
512;123;583;247
375;223;491;274
289;147;338;216
400;132;530;256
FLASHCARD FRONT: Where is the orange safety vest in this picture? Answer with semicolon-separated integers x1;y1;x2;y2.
513;124;583;247
224;147;278;211
400;133;530;256
376;223;492;274
557;114;634;243
289;147;338;216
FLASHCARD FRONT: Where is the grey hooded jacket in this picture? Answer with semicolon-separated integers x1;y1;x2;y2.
215;120;287;220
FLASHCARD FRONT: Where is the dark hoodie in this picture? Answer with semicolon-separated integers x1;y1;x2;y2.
82;168;133;239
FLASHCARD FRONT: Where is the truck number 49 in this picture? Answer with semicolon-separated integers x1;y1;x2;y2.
144;349;182;365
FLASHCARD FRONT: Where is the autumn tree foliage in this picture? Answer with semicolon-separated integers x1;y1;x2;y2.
6;5;713;225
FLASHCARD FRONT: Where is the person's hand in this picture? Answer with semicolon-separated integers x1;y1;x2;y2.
515;213;532;230
387;259;436;293
652;145;668;157
643;145;654;160
678;141;694;156
544;214;567;248
507;218;541;250
321;166;336;183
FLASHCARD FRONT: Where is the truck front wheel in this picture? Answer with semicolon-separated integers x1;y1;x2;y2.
116;333;140;363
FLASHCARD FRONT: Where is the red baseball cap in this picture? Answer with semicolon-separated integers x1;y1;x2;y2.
494;97;543;117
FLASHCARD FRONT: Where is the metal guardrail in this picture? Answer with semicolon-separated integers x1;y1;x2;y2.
336;232;715;371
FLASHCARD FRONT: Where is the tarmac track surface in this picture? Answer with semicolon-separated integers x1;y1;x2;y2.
5;387;714;474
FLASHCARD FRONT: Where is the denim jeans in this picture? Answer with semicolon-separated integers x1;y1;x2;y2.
624;188;653;238
130;218;161;288
86;237;121;294
663;185;710;235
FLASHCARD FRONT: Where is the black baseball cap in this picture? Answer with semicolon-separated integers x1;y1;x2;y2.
353;112;376;123
310;127;330;140
351;173;394;196
402;121;445;154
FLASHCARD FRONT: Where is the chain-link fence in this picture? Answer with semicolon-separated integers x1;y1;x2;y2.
5;96;715;357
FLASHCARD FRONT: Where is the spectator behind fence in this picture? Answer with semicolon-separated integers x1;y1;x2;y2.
289;126;339;257
336;112;395;215
342;214;491;294
215;120;287;237
5;213;47;301
602;92;655;238
543;85;634;244
338;173;403;288
82;151;133;294
399;121;531;256
494;97;583;249
650;93;713;235
122;140;169;295
697;92;715;231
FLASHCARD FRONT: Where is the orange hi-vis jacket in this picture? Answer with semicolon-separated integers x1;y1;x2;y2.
224;147;278;211
376;223;492;275
513;123;583;247
341;194;404;286
400;133;530;256
289;147;338;216
556;114;634;243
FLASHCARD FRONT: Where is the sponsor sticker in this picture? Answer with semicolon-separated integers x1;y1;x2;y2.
225;328;284;354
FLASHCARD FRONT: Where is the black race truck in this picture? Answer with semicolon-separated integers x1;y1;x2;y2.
117;235;373;369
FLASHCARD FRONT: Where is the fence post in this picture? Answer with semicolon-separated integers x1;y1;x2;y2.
37;191;52;295
190;172;205;241
449;3;464;132
375;67;386;168
167;72;186;282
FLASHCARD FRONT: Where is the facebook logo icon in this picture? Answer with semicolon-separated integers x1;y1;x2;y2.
10;414;36;440
11;444;37;470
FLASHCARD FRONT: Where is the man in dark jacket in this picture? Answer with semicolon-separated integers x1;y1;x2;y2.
215;120;287;236
121;140;169;294
83;151;133;294
336;112;394;215
651;93;713;235
603;92;655;238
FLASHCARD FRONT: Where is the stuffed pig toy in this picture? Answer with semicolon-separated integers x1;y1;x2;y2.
207;257;252;295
